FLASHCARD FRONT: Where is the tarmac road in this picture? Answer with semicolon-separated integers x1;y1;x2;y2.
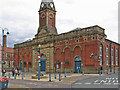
71;73;119;88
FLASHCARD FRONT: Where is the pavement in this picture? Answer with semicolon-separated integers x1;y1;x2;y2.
4;72;102;82
1;72;107;88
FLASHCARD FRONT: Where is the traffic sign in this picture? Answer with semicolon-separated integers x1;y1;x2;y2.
94;56;98;60
98;58;101;62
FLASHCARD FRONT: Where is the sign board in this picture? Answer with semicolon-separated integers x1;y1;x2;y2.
94;56;98;60
56;64;59;68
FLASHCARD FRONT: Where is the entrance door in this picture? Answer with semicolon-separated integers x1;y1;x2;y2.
74;56;81;73
20;60;22;70
40;55;46;72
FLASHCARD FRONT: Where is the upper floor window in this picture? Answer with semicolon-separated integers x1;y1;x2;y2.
106;46;109;57
116;49;118;57
100;45;102;57
106;46;109;66
111;47;114;66
100;44;103;66
111;47;114;57
116;49;118;65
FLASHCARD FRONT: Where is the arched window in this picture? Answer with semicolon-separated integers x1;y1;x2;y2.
116;49;118;65
106;46;109;66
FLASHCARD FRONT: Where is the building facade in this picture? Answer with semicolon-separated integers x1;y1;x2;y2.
0;35;14;71
14;0;120;73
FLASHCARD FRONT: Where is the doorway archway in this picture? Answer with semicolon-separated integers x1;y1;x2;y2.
74;56;82;73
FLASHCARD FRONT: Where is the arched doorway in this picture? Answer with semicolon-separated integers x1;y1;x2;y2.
74;56;82;73
41;55;46;72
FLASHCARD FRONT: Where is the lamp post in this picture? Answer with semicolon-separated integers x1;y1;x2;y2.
0;27;9;75
38;44;41;80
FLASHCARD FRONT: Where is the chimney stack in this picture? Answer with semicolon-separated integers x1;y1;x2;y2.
3;35;7;47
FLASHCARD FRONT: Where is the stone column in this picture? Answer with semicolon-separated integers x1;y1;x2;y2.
32;46;38;72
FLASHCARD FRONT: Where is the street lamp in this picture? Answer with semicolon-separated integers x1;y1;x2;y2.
0;27;9;75
38;44;41;80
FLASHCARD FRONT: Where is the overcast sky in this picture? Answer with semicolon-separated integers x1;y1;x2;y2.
0;0;119;47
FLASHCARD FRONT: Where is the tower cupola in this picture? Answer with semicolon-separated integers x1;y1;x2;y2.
37;0;57;35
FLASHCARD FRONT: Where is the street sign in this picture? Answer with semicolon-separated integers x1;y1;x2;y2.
94;56;98;60
98;58;101;62
56;64;59;68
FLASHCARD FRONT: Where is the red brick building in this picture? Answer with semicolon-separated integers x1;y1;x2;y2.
14;0;120;73
0;35;14;71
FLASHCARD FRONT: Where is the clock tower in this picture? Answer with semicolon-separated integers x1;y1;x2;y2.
37;0;57;36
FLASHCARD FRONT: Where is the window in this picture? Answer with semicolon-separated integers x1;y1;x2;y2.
66;41;69;44
106;46;109;57
111;48;113;57
7;53;11;58
76;40;79;43
116;49;118;57
100;45;102;57
116;49;118;65
106;46;109;66
100;45;103;66
111;47;114;66
57;42;59;45
84;38;87;41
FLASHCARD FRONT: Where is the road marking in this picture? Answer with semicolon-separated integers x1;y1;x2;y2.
75;83;82;85
116;78;118;80
104;83;111;85
101;80;107;83
113;80;116;83
116;80;118;83
85;83;91;85
114;83;119;85
108;80;111;83
94;80;99;83
112;78;114;80
93;83;100;85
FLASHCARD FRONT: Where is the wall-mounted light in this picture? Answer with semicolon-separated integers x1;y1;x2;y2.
90;53;94;58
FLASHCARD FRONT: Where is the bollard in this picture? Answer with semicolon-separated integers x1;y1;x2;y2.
49;73;51;82
114;68;115;73
59;72;61;81
22;73;23;80
107;69;108;74
82;70;84;75
14;74;16;79
64;72;66;78
99;68;101;76
54;72;56;79
9;73;10;79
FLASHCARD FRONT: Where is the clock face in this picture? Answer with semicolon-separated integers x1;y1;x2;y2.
50;3;53;8
41;3;44;7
